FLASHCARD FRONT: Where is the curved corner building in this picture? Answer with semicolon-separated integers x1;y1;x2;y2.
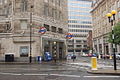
68;0;92;55
0;0;68;62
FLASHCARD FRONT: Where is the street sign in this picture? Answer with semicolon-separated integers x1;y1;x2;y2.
66;33;73;39
39;27;47;34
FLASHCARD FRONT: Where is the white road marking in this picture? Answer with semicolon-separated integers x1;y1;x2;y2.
50;74;81;78
84;76;120;78
0;72;22;75
0;68;38;70
0;72;120;78
24;74;48;76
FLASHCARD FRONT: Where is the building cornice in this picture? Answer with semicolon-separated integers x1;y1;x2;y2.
91;0;105;13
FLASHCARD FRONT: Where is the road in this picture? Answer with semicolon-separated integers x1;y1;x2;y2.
0;57;120;80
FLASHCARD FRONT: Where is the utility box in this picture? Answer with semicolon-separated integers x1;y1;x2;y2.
5;53;14;62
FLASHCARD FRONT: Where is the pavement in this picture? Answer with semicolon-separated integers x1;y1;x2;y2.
64;58;120;75
87;69;120;75
0;58;120;75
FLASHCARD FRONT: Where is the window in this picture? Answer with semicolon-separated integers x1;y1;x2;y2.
83;40;87;43
83;45;87;47
51;26;56;32
20;46;29;57
118;1;120;8
68;49;74;52
68;45;73;47
76;40;81;43
44;5;49;16
58;28;63;33
20;20;27;29
52;8;55;18
58;0;61;6
118;11;120;18
0;44;1;54
44;24;49;31
21;0;27;12
44;0;49;2
0;0;2;4
4;0;7;3
75;50;81;52
76;45;82;47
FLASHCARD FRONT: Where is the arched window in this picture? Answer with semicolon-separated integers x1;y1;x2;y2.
21;0;27;12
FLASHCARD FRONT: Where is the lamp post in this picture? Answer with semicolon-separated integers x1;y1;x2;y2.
29;5;34;63
72;38;75;62
106;10;117;70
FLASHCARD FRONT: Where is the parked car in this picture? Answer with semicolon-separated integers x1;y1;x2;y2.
82;53;88;57
92;53;99;57
116;53;120;60
88;53;92;57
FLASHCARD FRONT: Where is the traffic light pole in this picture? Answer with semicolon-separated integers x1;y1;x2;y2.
73;38;75;62
29;5;33;63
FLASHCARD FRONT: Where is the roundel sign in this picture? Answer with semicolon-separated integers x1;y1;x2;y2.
39;27;47;34
66;33;73;39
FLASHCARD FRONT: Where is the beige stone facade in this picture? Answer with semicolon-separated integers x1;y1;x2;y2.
91;0;120;55
0;0;68;62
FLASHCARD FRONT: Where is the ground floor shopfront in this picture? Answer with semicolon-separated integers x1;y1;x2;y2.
93;35;120;56
0;33;67;62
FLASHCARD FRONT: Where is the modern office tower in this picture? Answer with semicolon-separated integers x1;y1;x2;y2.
67;0;92;55
91;0;120;55
0;0;68;62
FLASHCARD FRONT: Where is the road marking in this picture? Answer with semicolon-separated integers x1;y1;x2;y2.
1;72;120;78
50;74;81;78
0;68;38;71
0;72;22;75
84;76;120;78
24;74;48;76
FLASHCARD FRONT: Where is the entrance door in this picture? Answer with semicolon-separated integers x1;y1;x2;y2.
59;42;64;59
59;48;63;59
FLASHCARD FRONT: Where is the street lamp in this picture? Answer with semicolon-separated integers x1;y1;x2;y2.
106;10;117;70
29;5;34;63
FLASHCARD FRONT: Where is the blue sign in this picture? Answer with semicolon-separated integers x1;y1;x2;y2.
39;27;46;34
66;33;73;39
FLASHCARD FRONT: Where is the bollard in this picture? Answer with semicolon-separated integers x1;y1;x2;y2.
109;55;112;59
98;55;101;59
91;57;97;70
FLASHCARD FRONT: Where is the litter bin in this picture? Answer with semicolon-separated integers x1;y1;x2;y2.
37;56;42;63
5;53;14;62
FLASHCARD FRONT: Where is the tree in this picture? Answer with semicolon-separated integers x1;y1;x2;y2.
108;22;120;45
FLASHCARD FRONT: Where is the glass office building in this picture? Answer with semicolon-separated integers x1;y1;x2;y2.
67;0;92;55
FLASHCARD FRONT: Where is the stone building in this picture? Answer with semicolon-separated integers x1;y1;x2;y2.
91;0;120;55
0;0;68;62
